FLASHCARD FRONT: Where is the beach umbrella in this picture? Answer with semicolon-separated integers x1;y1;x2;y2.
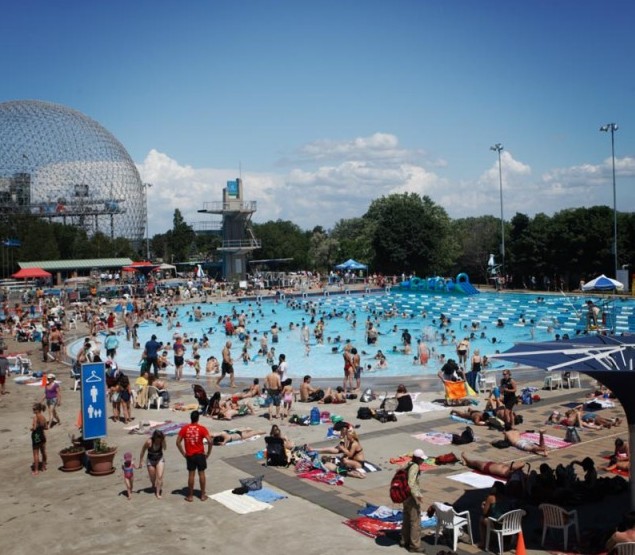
335;259;368;271
491;334;635;507
12;267;51;279
582;274;624;292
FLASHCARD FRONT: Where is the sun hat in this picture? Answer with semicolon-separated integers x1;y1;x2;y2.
412;448;426;460
47;373;55;380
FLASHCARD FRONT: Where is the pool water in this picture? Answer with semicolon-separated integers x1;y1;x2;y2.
73;290;634;380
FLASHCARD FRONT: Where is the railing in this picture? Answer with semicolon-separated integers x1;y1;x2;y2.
218;239;261;249
199;201;257;213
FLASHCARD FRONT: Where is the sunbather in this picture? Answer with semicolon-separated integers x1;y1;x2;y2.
460;452;527;479
504;429;548;457
450;408;487;425
548;406;620;429
211;428;266;446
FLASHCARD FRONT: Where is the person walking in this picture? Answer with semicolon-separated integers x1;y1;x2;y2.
176;410;212;502
500;369;517;430
0;348;9;395
138;430;166;499
216;341;235;388
401;449;426;553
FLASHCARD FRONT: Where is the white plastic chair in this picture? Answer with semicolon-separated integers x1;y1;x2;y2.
485;509;526;555
433;502;473;551
539;503;580;551
544;373;563;390
617;542;635;555
146;386;162;410
70;365;81;391
478;372;497;393
565;371;581;388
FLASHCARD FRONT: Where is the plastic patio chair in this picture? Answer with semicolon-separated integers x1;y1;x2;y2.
617;542;635;555
145;386;162;410
565;371;581;388
433;502;473;551
485;509;526;555
539;503;580;551
478;372;497;393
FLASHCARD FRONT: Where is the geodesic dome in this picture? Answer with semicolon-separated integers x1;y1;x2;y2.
0;100;144;241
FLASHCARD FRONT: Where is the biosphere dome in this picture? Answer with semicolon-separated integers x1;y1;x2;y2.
0;100;144;241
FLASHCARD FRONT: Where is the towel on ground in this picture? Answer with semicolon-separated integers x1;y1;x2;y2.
450;414;473;425
210;489;273;514
520;432;570;450
447;471;501;489
297;469;344;486
247;487;287;503
412;432;454;446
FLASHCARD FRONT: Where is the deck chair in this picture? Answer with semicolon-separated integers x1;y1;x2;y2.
70;362;81;391
264;436;289;467
485;509;526;555
539;503;580;551
433;502;474;551
145;386;162;410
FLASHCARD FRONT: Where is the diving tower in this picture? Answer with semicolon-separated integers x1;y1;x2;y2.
197;178;260;280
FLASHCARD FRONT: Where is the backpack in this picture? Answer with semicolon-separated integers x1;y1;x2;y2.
357;407;373;420
390;463;415;503
451;426;474;445
521;388;533;405
564;426;581;444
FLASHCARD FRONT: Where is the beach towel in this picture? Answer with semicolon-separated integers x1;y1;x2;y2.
210;489;273;514
297;469;344;486
520;432;570;450
411;400;449;414
124;420;165;431
450;414;473;425
343;517;401;538
247;487;287;503
358;504;402;522
444;380;469;401
412;432;453;446
447;471;501;489
389;454;437;472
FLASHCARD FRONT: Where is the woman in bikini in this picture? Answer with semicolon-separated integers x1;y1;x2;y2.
211;428;266;446
138;430;166;498
450;408;487;425
339;428;365;470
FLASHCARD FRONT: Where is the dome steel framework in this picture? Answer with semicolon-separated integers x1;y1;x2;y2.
0;100;145;241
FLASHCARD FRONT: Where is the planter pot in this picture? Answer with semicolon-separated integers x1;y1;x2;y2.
59;448;86;472
87;448;117;476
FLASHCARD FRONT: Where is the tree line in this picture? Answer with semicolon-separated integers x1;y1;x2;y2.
3;196;633;289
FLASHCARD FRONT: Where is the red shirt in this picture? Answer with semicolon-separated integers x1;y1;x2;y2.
178;423;210;456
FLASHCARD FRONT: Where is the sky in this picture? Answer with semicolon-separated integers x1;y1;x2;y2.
1;0;634;236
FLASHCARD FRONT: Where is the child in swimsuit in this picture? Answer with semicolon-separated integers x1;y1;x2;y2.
281;380;294;420
122;452;135;499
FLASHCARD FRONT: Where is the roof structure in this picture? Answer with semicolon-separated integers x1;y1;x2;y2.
19;258;133;271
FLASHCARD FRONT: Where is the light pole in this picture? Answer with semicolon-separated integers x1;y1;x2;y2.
600;123;619;278
144;183;152;260
490;143;505;274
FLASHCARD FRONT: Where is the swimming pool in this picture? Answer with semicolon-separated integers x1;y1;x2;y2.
71;290;634;380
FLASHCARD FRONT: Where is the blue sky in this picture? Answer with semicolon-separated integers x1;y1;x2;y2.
1;0;634;235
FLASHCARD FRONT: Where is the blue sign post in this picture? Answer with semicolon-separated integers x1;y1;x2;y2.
81;362;108;440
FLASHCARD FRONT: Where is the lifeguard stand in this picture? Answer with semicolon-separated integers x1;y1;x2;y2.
197;178;260;280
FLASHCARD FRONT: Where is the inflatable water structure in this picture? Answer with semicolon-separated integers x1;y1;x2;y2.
399;273;479;295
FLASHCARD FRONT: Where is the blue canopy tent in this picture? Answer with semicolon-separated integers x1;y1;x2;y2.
491;334;635;507
335;259;368;271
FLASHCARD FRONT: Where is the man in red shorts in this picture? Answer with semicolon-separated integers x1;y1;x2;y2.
176;410;212;501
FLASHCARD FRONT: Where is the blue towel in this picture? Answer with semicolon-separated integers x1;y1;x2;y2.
450;414;473;424
247;487;287;503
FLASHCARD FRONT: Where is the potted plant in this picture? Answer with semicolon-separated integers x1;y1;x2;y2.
86;438;117;476
59;443;86;472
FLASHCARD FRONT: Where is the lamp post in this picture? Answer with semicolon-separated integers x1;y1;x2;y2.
600;123;619;278
490;143;505;274
144;183;152;260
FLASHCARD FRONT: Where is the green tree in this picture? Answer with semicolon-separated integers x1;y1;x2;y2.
330;217;374;267
166;209;195;262
252;220;310;269
363;193;457;275
451;216;501;283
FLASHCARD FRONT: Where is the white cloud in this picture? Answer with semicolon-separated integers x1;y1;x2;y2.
136;138;635;236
